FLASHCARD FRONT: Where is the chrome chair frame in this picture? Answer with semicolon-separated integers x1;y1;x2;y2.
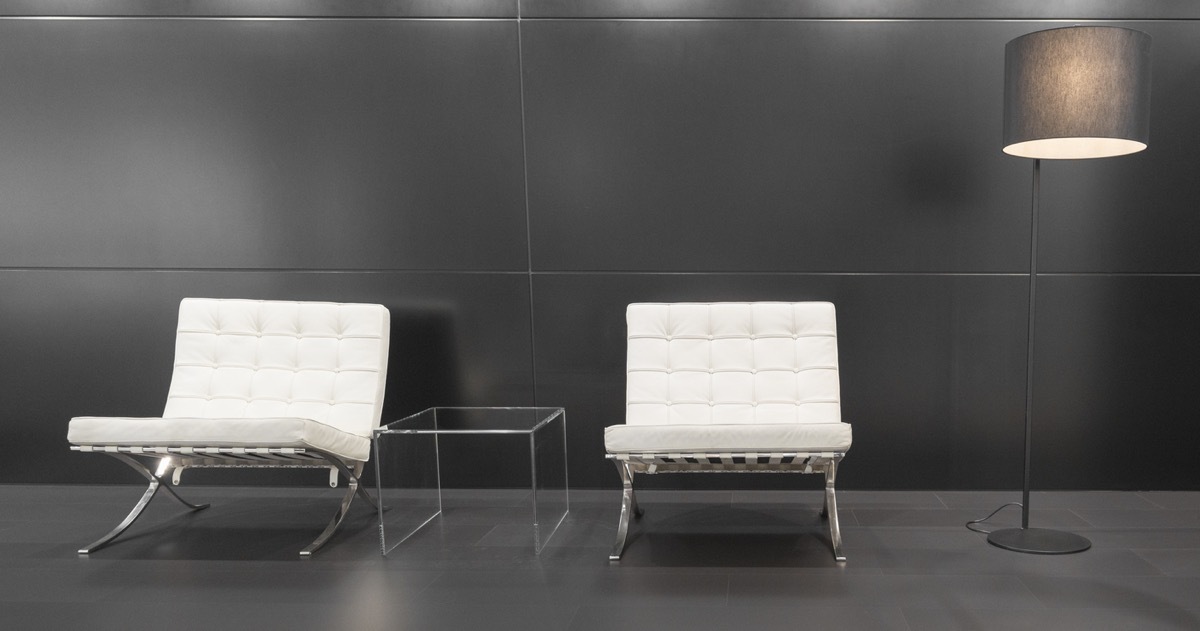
607;451;846;562
73;445;380;557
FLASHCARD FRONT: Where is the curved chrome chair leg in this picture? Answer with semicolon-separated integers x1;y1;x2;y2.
317;454;380;512
609;460;637;561
140;456;208;511
79;453;209;555
630;478;644;519
300;476;359;557
79;477;160;555
83;449;373;557
824;459;846;562
299;460;375;557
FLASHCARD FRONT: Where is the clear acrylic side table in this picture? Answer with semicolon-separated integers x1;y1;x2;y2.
373;407;569;555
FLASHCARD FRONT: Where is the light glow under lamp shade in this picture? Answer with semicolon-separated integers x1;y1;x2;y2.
1003;26;1151;159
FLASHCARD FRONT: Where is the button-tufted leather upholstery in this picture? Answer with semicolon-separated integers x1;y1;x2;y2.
604;301;852;562
68;298;390;461
607;302;851;453
66;298;391;557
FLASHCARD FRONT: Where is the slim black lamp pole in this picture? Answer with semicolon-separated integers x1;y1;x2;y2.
988;25;1151;555
988;158;1091;553
1023;157;1039;531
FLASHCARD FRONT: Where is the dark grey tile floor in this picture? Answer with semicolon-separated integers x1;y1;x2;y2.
2;484;1199;630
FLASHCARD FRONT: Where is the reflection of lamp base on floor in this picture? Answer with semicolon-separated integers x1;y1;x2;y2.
988;527;1091;554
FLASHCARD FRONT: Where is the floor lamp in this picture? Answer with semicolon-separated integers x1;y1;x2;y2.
989;25;1152;555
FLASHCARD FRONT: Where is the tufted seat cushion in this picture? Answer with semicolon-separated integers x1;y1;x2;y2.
605;422;851;454
67;298;390;464
68;416;370;462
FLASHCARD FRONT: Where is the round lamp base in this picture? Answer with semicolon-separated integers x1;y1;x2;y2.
987;527;1091;554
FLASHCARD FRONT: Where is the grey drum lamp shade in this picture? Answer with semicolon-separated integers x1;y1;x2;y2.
1003;26;1151;159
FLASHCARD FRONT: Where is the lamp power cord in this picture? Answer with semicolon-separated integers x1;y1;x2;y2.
965;502;1023;535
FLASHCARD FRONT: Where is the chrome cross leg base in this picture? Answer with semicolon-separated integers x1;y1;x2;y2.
608;460;643;561
300;459;379;557
79;453;209;555
79;449;379;557
606;453;847;563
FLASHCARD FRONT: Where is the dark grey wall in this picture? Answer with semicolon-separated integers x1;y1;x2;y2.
2;1;1198;490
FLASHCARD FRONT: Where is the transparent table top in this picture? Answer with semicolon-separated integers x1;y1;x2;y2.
377;406;565;435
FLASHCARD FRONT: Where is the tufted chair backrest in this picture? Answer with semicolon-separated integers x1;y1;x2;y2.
162;298;391;438
626;302;840;426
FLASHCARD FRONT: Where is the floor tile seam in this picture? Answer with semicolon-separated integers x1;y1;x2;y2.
18;565;177;577
406;590;593;607
245;563;395;573
998;574;1057;610
596;567;744;578
1135;491;1176;510
897;606;921;631
720;603;911;611
407;569;447;597
99;595;404;607
428;566;607;575
851;505;1086;511
1021;575;1200;584
1070;524;1200;531
855;524;1011;530
729;571;1036;583
877;565;1173;579
720;568;887;576
1103;494;1170;510
841;509;861;527
1129;548;1194;576
64;581;161;605
0;597;129;606
561;604;589;629
1066;507;1100;527
1075;506;1200;512
470;523;506;546
876;568;1047;577
875;570;1162;580
900;605;1200;609
854;545;1153;556
900;604;1200;617
1023;565;1172;580
849;520;1094;530
1014;574;1200;608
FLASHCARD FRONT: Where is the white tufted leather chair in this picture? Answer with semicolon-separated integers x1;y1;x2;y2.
605;302;852;561
67;298;390;556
